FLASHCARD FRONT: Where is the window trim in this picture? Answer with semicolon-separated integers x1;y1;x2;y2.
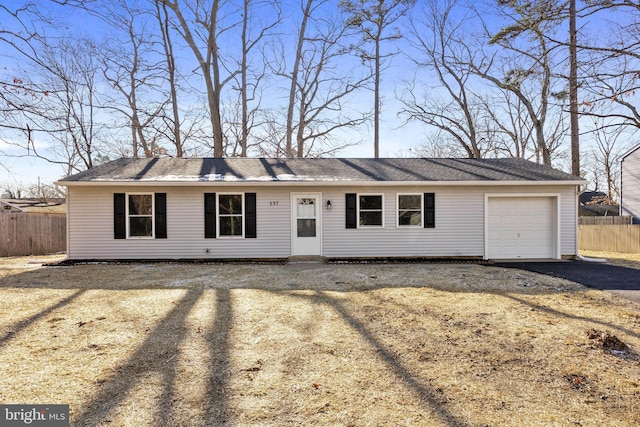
126;192;155;239
396;193;423;228
217;192;245;238
357;193;384;228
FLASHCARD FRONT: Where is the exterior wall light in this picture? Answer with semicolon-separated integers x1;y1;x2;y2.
326;200;332;210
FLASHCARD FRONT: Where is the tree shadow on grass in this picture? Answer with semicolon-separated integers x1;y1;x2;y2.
282;290;470;427
0;289;86;348
0;264;237;426
500;293;640;341
73;289;206;426
203;288;232;426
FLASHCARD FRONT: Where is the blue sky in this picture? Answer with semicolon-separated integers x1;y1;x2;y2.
0;0;433;188
1;0;636;192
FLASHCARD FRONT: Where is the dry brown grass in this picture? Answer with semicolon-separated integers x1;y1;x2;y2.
1;255;639;426
581;250;640;268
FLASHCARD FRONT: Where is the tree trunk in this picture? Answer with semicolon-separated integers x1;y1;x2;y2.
569;0;580;177
374;26;381;158
286;0;313;158
157;1;183;157
162;0;224;157
241;0;249;157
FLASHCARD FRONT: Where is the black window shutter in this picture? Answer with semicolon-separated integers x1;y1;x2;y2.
424;193;435;228
204;193;216;238
155;193;167;239
345;193;357;229
245;192;257;238
114;193;126;239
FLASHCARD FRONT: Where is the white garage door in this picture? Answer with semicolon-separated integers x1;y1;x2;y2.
487;197;556;259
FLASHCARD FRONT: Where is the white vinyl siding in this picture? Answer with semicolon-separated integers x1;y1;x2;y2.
621;146;640;223
323;187;482;258
67;186;290;260
323;185;577;259
66;183;579;260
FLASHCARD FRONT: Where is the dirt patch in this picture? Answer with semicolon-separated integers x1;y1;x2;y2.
587;328;637;358
1;255;640;426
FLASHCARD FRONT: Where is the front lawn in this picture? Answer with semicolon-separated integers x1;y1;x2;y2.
1;256;639;426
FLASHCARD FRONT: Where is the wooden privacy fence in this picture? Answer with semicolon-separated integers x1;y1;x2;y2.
578;216;632;225
0;213;66;257
579;225;640;253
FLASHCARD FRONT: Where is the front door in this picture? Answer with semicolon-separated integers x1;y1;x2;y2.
291;193;322;256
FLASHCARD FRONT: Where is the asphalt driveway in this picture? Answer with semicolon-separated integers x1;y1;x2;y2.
493;260;640;304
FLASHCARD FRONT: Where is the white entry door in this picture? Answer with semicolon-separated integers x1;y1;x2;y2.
291;193;322;256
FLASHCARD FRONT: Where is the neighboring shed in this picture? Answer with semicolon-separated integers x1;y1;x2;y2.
620;143;640;224
0;198;67;256
56;157;585;261
0;198;67;214
578;191;619;217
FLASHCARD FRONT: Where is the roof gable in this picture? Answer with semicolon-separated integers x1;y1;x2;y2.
58;157;582;185
620;143;640;161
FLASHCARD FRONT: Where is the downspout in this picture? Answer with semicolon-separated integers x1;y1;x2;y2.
619;155;624;217
575;185;585;259
65;187;71;260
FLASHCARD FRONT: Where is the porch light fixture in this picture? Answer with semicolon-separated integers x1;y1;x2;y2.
326;200;332;210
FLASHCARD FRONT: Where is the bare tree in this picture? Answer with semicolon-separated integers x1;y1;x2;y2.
563;1;640;136
0;4;109;173
0;181;27;199
275;1;372;157
399;0;489;158
1;40;104;173
155;0;184;157
472;0;567;166
585;117;627;201
411;129;473;158
577;32;640;133
284;0;314;158
478;89;535;159
229;0;281;156
100;1;169;158
160;0;239;157
569;0;580;177
27;180;66;200
340;0;416;158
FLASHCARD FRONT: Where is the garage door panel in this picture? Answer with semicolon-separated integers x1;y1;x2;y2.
502;216;520;229
487;197;556;259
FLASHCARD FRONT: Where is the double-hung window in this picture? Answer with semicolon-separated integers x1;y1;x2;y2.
358;194;383;227
204;193;256;239
346;192;434;230
114;193;166;239
218;194;244;237
128;193;154;238
397;194;422;227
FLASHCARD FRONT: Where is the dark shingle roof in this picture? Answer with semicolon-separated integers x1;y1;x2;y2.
58;157;582;184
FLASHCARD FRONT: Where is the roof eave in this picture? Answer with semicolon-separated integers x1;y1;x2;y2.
56;179;586;187
619;142;640;161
